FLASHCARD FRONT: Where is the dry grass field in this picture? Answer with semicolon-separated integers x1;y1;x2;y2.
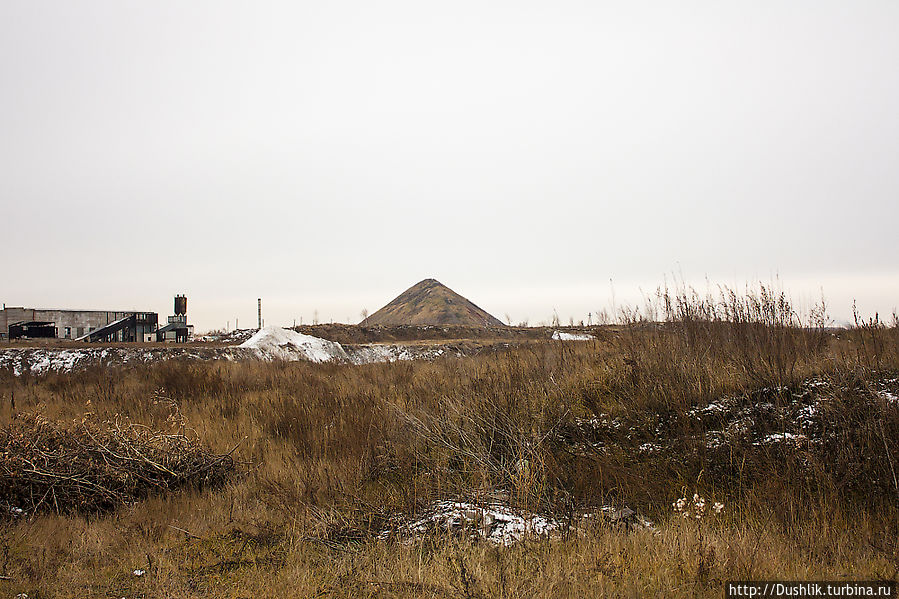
0;288;897;597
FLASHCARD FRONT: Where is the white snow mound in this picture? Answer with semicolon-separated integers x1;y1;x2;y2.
239;327;348;363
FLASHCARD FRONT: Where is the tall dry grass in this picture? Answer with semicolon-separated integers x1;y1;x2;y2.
0;286;896;596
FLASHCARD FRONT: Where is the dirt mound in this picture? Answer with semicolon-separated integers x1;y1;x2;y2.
362;279;504;327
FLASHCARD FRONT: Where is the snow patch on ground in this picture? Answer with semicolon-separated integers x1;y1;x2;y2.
704;431;728;450
383;500;559;546
0;338;465;375
638;442;662;453
218;329;257;344
551;331;594;341
380;500;655;546
347;345;415;364
348;345;448;365
239;327;348;363
0;346;244;375
0;348;117;375
754;432;807;445
566;375;899;455
688;399;734;418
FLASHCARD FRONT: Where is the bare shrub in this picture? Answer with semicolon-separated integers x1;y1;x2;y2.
0;412;235;515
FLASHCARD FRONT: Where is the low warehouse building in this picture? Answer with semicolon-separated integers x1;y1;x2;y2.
0;306;158;342
1;295;192;343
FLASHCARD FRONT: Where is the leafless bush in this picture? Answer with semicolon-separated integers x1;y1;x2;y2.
390;395;566;511
0;412;235;515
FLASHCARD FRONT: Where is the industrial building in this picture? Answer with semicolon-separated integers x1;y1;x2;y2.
0;295;192;342
156;295;192;342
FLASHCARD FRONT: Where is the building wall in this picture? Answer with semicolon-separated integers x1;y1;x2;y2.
0;308;32;339
32;310;129;339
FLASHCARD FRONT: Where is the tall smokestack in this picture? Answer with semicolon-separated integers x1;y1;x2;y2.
257;298;262;330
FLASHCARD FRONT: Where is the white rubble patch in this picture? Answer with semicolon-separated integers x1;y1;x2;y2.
795;404;820;429
574;415;622;430
348;345;415;364
219;328;257;344
239;326;348;363
35;349;86;374
0;340;461;375
638;442;662;453
688;398;734;418
383;500;559;546
705;431;727;450
348;345;448;365
0;348;110;375
754;432;806;446
551;331;594;341
0;346;245;375
381;500;656;545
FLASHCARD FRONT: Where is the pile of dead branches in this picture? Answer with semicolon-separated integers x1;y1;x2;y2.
0;413;235;515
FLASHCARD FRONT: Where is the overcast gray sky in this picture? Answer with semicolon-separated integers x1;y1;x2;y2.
2;1;897;331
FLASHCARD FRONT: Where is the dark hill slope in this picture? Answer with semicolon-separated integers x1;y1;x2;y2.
361;279;504;327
